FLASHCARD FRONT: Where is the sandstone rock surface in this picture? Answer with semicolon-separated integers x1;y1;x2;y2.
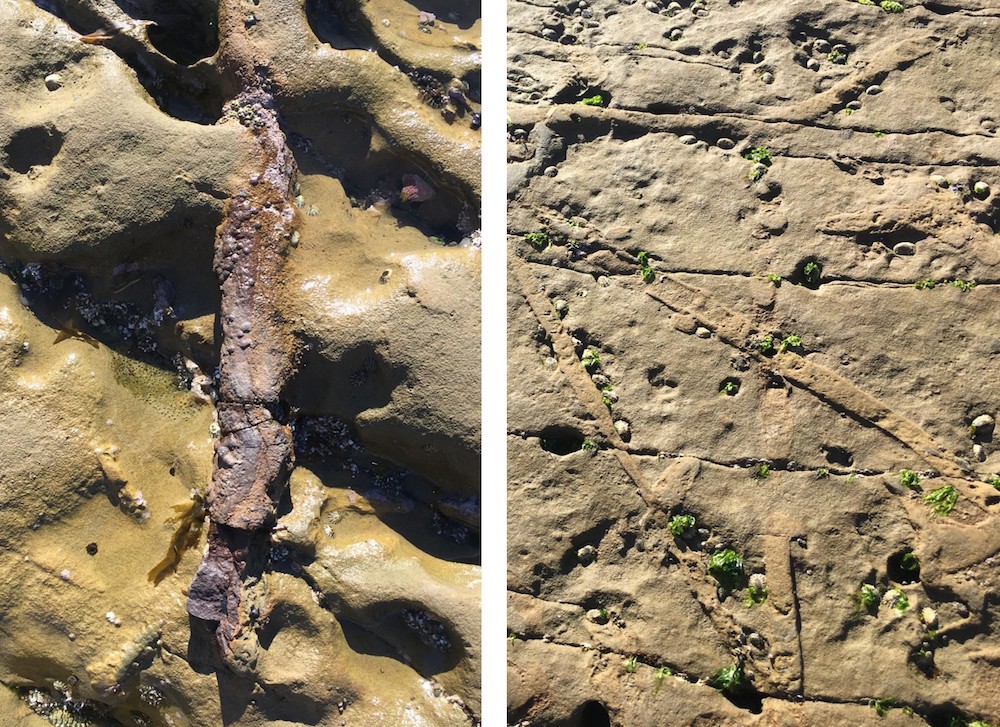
0;0;481;724
508;1;1000;724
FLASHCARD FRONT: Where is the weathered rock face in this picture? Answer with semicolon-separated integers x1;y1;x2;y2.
508;1;1000;725
0;0;480;723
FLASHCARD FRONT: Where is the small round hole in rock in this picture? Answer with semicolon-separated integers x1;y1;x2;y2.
576;700;611;727
888;549;921;584
720;377;741;396
5;124;63;174
538;425;586;456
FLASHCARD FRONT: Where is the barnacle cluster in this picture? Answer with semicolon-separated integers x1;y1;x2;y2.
432;510;474;544
408;71;447;108
20;684;106;727
362;186;396;211
402;608;452;652
137;683;164;707
7;262;175;354
291;416;415;496
292;415;359;460
406;72;479;129
221;95;271;129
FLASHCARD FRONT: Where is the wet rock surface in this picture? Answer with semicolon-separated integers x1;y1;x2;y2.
508;1;1000;725
0;0;480;724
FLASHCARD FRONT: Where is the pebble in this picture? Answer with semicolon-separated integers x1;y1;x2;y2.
544;166;558;177
973;181;991;199
982;119;997;132
972;414;994;429
592;374;610;388
814;40;830;54
695;327;711;338
716;137;735;150
957;603;969;618
973;443;984;460
748;632;765;649
752;51;764;63
614;420;631;440
930;174;949;188
865;85;882;95
577;545;596;565
756;208;787;234
668;28;683;41
44;73;62;91
671;313;699;334
603;390;619;403
667;1;682;9
541;28;557;40
645;1;659;10
678;134;697;145
761;72;774;84
587;608;605;623
806;58;820;71
554;299;569;316
892;242;916;256
922;607;938;629
846;100;862;110
831;43;847;53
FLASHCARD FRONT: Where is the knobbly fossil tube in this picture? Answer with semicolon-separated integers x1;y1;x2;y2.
186;3;300;666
